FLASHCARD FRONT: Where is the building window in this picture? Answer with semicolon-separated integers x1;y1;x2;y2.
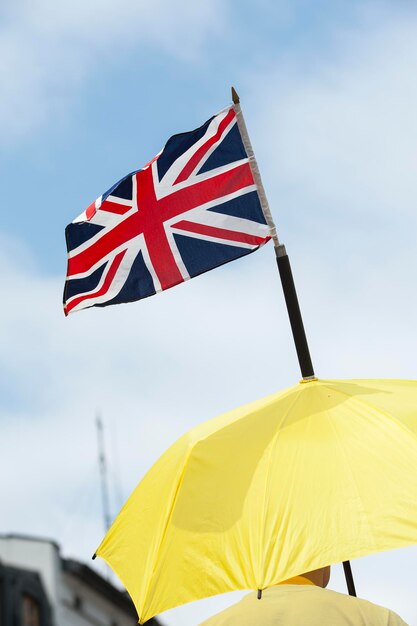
74;594;83;611
22;594;40;626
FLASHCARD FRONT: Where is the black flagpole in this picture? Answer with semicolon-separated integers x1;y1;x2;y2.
274;244;314;379
343;560;357;597
231;87;357;597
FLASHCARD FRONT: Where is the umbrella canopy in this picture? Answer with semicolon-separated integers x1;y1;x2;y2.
96;379;417;623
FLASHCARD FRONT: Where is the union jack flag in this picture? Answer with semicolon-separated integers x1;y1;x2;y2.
63;105;272;315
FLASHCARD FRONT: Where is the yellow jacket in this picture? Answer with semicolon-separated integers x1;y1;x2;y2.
199;578;408;626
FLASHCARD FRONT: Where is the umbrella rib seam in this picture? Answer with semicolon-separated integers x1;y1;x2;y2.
189;386;301;445
322;384;380;553
141;442;195;618
258;389;304;587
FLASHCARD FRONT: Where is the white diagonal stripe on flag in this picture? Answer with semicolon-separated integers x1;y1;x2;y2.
181;207;270;238
159;107;232;188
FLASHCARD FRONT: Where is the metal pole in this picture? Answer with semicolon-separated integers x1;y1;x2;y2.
343;561;357;596
275;244;315;379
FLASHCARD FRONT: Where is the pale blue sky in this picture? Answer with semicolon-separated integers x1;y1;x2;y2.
1;1;416;624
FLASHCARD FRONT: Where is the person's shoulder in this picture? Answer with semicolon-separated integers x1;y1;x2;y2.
198;592;257;626
198;606;238;626
198;588;409;626
318;588;409;625
386;608;410;626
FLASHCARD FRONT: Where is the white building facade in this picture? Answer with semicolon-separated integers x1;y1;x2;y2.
0;535;159;626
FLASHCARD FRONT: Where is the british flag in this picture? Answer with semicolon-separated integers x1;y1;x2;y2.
63;105;271;315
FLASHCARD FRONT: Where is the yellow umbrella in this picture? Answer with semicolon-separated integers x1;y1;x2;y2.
95;378;417;623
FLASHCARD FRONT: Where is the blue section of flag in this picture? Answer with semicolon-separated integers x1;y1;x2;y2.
157;117;213;181
102;171;137;203
64;263;106;301
208;191;267;224
173;234;253;278
98;251;156;306
198;124;246;175
65;222;104;252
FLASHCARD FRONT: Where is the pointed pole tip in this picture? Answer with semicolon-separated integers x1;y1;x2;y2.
231;86;240;104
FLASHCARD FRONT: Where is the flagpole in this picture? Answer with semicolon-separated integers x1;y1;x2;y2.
232;87;314;380
232;87;357;596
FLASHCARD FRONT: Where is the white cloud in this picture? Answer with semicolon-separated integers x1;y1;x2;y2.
0;0;228;140
248;8;417;224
